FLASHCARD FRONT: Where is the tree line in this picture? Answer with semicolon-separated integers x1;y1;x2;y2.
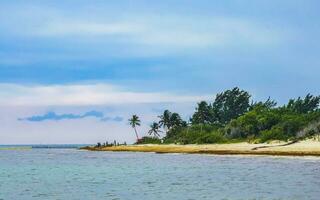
129;87;320;144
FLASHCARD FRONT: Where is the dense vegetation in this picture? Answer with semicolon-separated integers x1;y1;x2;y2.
130;87;320;144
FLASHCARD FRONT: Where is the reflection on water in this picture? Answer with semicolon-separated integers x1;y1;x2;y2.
0;149;320;200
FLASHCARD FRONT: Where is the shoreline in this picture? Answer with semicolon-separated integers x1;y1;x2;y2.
81;139;320;157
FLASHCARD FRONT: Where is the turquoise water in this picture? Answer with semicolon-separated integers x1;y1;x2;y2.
1;149;320;200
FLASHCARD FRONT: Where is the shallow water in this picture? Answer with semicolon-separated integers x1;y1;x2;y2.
0;149;320;200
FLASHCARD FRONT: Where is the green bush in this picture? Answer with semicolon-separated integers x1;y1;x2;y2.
226;107;274;139
163;125;226;144
259;127;288;143
195;132;227;144
136;136;162;144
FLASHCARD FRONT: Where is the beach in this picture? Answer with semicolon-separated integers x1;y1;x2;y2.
82;139;320;156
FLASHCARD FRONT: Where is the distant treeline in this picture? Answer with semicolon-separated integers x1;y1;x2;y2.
130;87;320;144
95;141;127;148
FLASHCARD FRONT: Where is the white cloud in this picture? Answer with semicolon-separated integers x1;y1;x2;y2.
34;21;142;37
135;16;281;48
0;3;283;49
30;16;280;48
0;83;210;106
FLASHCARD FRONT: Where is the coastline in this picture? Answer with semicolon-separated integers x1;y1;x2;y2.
81;139;320;156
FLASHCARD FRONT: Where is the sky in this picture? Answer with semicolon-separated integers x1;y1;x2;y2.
0;0;319;144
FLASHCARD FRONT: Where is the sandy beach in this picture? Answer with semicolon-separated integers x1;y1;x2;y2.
82;139;320;156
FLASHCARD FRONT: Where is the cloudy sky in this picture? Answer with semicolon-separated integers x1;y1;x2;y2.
1;0;319;144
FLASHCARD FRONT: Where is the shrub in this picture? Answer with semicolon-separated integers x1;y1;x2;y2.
136;136;162;144
259;127;288;143
195;132;227;144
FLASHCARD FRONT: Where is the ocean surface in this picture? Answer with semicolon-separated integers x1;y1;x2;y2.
1;147;320;200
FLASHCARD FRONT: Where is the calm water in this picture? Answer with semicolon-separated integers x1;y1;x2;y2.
1;149;320;200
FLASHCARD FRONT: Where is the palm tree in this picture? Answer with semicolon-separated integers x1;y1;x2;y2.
158;110;172;133
170;113;183;128
148;122;162;138
129;115;141;141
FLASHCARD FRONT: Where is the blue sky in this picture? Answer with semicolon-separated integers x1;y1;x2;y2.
0;0;319;144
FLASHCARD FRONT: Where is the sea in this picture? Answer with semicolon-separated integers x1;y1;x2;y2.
0;145;320;200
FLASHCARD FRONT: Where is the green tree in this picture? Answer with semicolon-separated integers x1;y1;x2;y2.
170;112;183;128
158;110;186;140
191;101;213;125
159;110;172;133
212;87;251;124
226;106;280;139
286;94;320;113
148;122;162;138
250;97;277;110
129;114;141;141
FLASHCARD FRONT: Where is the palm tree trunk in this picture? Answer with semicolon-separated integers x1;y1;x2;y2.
134;127;139;141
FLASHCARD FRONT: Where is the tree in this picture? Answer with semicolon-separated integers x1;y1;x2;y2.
250;97;277;110
129;115;141;141
191;101;213;125
286;94;320;113
170;112;183;128
148;122;162;138
158;110;172;133
212;87;251;124
226;106;280;138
